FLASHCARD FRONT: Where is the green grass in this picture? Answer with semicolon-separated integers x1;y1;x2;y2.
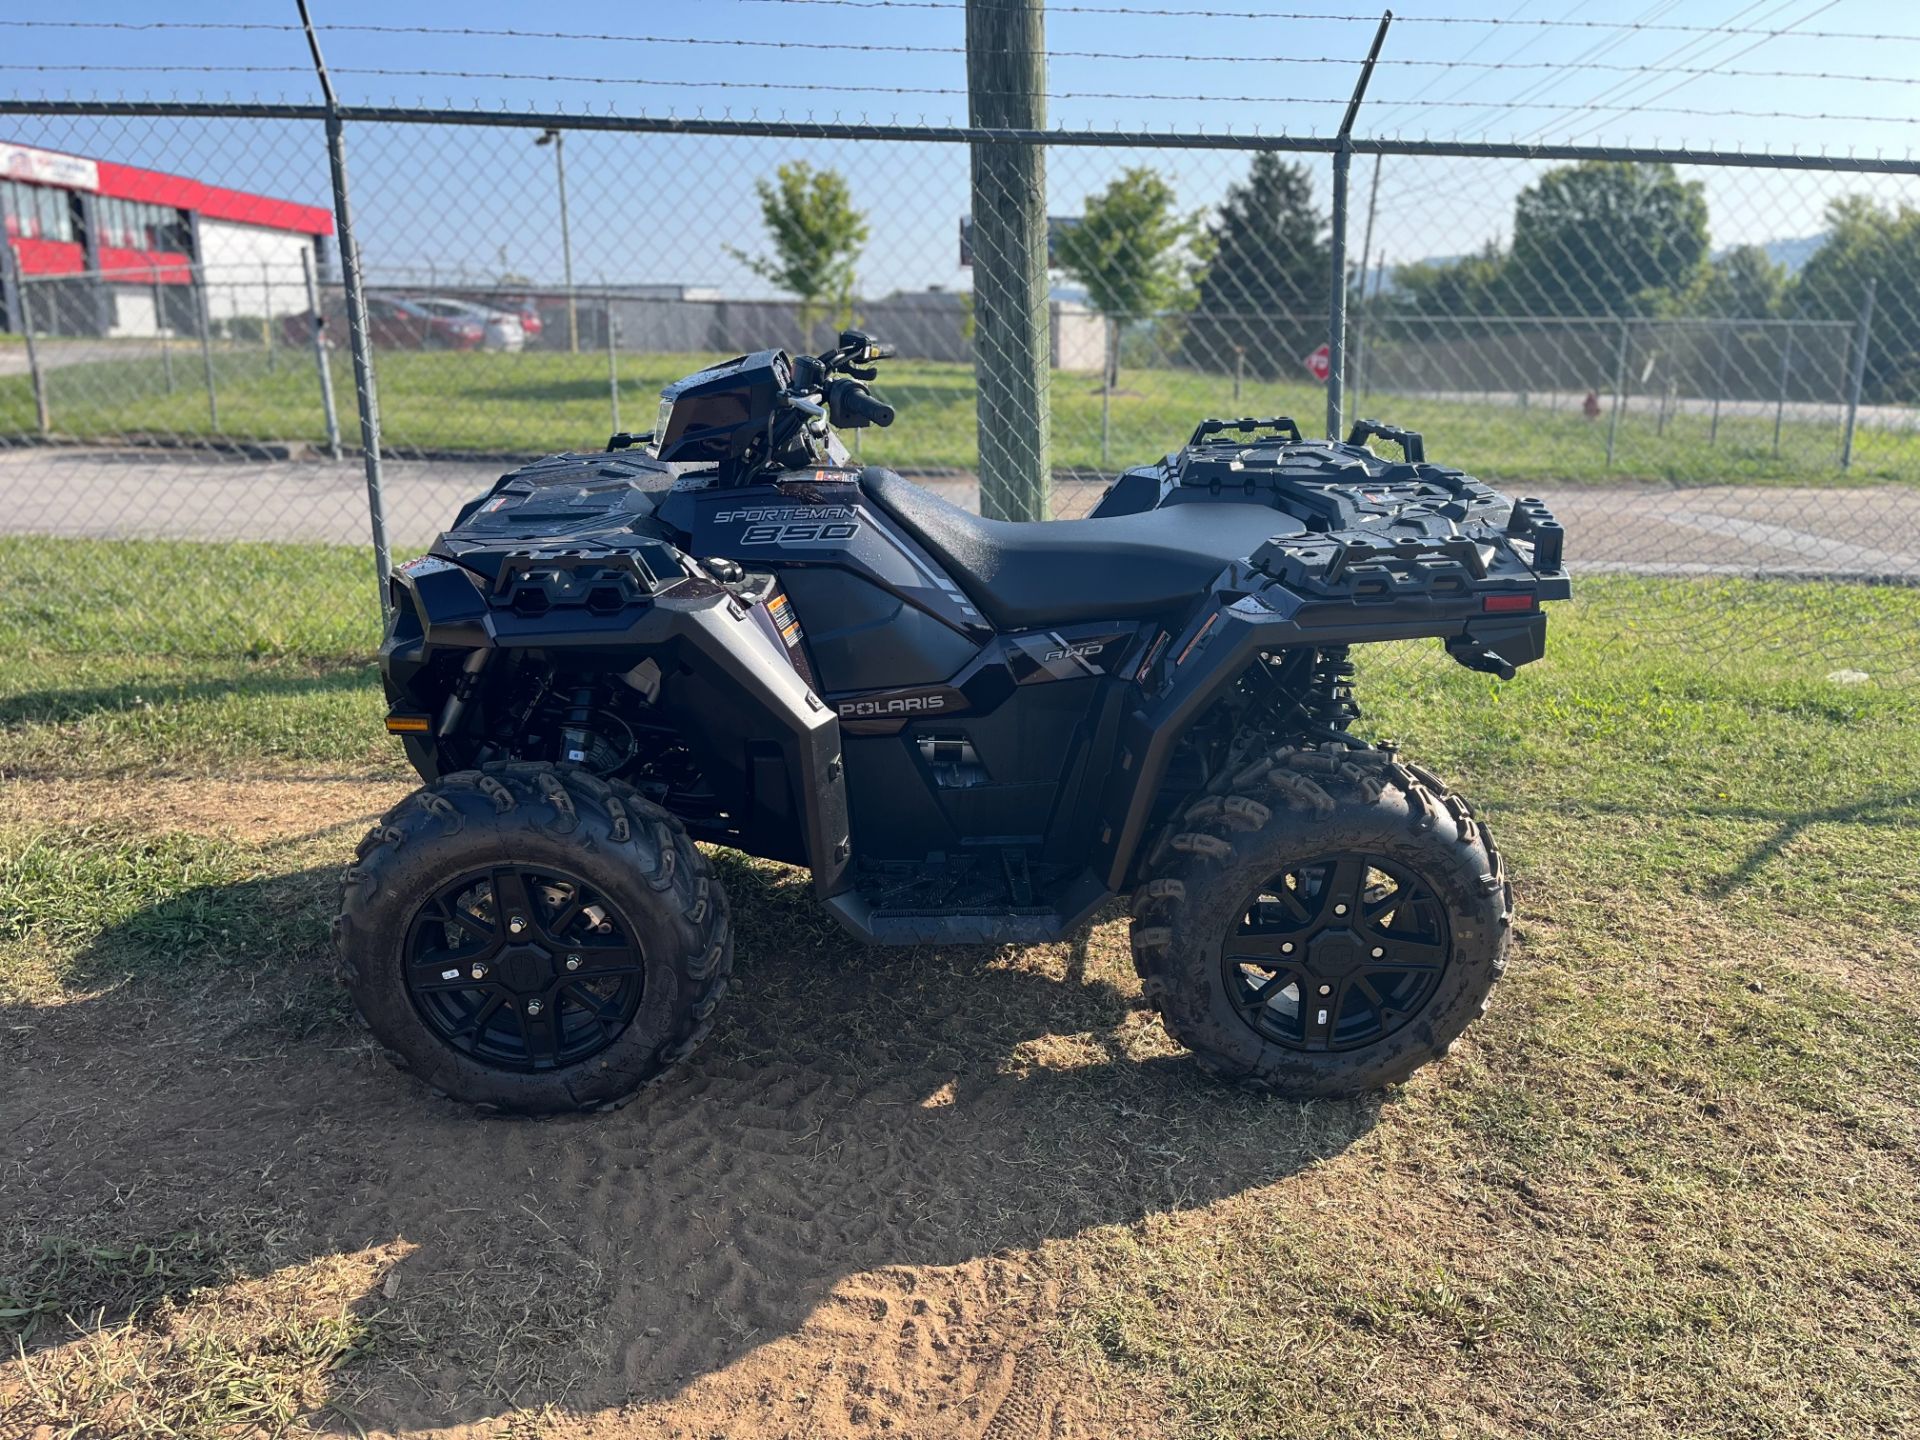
0;536;382;659
1;540;1917;1435
6;341;1917;488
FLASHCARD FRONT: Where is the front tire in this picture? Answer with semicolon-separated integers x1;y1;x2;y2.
334;762;730;1115
1130;742;1510;1097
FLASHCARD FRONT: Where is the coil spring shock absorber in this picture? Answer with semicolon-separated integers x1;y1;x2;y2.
560;684;598;767
1304;645;1361;737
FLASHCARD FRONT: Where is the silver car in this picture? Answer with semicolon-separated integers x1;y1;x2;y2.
412;296;527;352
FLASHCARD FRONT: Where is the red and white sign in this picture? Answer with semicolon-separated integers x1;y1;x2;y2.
1303;343;1331;383
3;143;99;193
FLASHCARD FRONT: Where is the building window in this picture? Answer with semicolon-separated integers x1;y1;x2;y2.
91;196;187;253
2;180;35;238
38;185;74;243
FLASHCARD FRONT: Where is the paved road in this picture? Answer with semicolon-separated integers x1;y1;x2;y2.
2;446;1917;581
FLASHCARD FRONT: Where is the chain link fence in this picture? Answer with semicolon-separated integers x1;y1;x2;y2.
2;105;1917;679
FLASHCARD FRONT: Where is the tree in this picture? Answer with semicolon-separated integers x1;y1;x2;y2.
1792;195;1920;402
1685;243;1786;320
1505;160;1708;316
1182;153;1329;377
729;162;869;332
1054;167;1202;385
1381;240;1506;321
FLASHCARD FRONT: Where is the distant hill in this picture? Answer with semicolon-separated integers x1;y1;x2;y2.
1748;233;1825;275
1363;234;1829;296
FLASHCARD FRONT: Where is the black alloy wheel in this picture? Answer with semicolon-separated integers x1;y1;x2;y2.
404;865;646;1072
1223;852;1450;1052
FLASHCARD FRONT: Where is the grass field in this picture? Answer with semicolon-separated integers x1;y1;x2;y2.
2;540;1917;1437
6;340;1919;489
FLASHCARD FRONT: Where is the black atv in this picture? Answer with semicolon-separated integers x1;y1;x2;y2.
337;331;1568;1114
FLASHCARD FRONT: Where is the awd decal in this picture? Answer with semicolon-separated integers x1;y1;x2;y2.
1043;640;1106;663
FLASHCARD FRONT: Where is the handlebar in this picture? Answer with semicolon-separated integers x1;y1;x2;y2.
844;389;895;428
829;377;894;429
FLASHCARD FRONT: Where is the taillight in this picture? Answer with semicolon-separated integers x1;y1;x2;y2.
1481;592;1536;613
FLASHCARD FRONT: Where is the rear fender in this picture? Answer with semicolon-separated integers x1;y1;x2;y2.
1091;567;1552;892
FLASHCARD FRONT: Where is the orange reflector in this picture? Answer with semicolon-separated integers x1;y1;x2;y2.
1175;613;1219;666
1482;593;1536;614
385;714;432;734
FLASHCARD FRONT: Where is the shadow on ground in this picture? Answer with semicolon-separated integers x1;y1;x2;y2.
2;853;1380;1433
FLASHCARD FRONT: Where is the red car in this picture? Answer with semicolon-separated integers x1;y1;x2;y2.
282;294;543;350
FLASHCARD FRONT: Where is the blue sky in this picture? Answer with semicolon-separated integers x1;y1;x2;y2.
5;2;1918;296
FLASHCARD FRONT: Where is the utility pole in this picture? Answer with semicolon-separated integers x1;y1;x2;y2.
965;0;1050;521
537;128;579;353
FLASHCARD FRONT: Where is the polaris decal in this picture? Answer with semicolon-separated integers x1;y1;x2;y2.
831;684;970;734
839;693;948;718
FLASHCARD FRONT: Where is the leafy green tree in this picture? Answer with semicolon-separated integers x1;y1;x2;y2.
1382;240;1506;320
1054;167;1203;385
1792;195;1920;401
1687;243;1786;319
730;162;869;330
1505;160;1708;316
1182;153;1329;377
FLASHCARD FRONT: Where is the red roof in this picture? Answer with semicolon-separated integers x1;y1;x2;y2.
93;157;333;237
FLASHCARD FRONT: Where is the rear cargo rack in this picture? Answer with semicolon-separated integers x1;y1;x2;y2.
1250;532;1491;601
1186;416;1305;447
1345;418;1426;463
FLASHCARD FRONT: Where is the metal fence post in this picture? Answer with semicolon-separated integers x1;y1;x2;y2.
1605;317;1629;470
1772;323;1794;458
301;244;342;461
1100;314;1113;468
606;290;621;436
262;259;277;373
13;267;51;437
192;263;220;433
1841;278;1877;471
301;0;392;610
1326;13;1391;440
1327;143;1352;440
1709;321;1730;446
148;257;175;394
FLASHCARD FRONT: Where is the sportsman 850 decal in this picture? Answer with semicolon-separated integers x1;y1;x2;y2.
714;505;861;546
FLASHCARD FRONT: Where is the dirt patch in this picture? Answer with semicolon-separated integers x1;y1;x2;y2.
1;779;1349;1437
8;775;1918;1438
0;774;408;843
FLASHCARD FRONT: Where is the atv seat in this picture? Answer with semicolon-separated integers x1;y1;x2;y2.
858;468;1298;631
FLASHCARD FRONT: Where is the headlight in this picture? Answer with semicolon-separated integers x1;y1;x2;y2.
653;395;674;455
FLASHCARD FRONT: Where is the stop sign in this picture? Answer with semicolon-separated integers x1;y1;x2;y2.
1303;343;1331;383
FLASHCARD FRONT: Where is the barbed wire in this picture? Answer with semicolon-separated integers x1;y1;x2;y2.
5;61;1917;129
7;11;1920;50
8;19;1914;88
1546;0;1841;147
735;0;1920;42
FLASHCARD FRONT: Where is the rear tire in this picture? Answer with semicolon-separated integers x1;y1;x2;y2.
1129;742;1509;1097
334;762;730;1115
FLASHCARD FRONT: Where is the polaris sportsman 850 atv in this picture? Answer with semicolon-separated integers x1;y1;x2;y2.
338;331;1568;1114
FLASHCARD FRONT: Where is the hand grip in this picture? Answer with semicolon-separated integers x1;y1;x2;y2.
828;377;894;429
